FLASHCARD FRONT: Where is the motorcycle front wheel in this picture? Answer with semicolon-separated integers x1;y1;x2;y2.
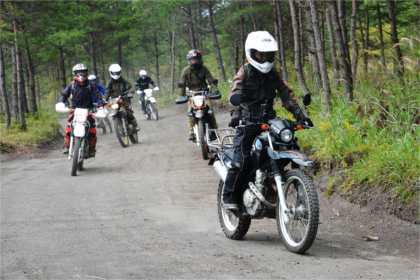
144;103;151;120
71;137;82;176
100;119;106;134
114;118;129;148
129;131;139;144
198;119;208;160
217;180;251;240
276;169;319;254
105;116;113;133
151;104;158;121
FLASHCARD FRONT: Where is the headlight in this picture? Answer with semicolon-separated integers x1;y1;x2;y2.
111;104;119;110
280;129;293;142
194;99;204;107
136;90;141;94
76;115;87;123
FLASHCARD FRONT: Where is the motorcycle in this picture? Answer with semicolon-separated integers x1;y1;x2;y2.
175;87;221;160
56;102;97;176
107;91;139;148
137;87;159;121
208;94;319;254
93;103;113;134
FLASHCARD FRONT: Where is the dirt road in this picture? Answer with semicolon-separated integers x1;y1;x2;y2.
1;102;419;279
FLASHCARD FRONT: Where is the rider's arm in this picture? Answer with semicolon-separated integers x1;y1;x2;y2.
59;83;72;103
274;69;305;120
125;79;135;93
228;68;245;118
91;84;104;107
97;84;106;95
149;77;157;88
205;67;218;92
104;80;112;101
178;68;188;97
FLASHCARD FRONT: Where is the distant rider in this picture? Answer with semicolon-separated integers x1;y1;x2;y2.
103;64;139;131
135;70;157;115
88;75;106;97
178;49;219;141
59;63;103;157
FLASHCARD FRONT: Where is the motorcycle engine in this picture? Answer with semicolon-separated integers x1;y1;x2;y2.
243;188;262;216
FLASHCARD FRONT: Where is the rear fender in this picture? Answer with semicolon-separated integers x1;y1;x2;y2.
267;147;314;167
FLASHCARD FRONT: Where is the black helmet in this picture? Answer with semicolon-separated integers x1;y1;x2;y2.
187;49;203;70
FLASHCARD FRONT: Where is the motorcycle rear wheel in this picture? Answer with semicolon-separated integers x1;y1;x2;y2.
71;137;82;176
217;180;251;240
198;119;208;160
114;118;129;148
276;169;319;254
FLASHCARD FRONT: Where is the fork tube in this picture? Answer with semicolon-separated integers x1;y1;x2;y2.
273;160;290;224
68;136;74;160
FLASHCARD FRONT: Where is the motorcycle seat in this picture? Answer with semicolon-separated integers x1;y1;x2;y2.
225;149;235;160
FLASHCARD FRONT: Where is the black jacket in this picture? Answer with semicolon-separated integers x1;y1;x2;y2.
60;81;103;108
135;76;156;90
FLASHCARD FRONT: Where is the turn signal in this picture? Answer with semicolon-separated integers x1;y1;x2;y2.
88;112;93;116
119;99;123;103
188;99;191;103
297;125;303;130
261;124;268;130
207;97;210;100
69;109;73;113
106;104;110;107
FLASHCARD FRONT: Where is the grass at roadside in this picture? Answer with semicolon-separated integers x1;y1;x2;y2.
275;70;419;205
0;107;61;152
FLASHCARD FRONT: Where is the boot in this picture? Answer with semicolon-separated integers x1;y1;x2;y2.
188;133;195;141
131;119;140;131
63;137;70;154
89;149;96;157
88;136;97;158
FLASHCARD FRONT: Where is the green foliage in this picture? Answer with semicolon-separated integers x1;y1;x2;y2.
0;108;61;151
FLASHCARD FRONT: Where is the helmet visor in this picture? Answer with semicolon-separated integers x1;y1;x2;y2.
110;71;121;77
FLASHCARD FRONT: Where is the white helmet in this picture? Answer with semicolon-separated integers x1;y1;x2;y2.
109;64;122;80
245;31;278;73
88;75;97;82
139;70;147;79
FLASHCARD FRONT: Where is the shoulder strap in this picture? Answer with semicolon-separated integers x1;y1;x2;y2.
190;69;208;86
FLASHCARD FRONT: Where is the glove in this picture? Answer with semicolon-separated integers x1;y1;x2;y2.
229;117;242;128
302;117;314;127
213;90;220;95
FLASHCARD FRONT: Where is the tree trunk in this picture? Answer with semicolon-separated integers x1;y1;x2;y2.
118;38;122;68
377;3;386;72
305;4;321;94
273;12;282;69
250;0;257;31
169;30;176;96
289;0;311;95
153;31;160;87
25;42;37;115
178;54;183;82
338;0;351;67
57;45;67;90
89;22;97;76
207;0;226;82
275;0;288;82
358;12;367;77
298;6;305;68
326;8;340;88
239;6;245;66
328;0;353;100
350;0;358;81
198;1;203;51
185;5;196;49
36;75;41;108
309;0;331;112
234;41;239;74
0;45;11;130
11;2;27;130
95;32;106;84
364;7;370;76
11;46;19;121
386;0;404;75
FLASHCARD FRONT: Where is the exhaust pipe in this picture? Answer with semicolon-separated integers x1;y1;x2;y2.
213;160;227;182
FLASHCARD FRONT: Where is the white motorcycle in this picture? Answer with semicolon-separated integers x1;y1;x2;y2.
137;87;159;121
93;104;113;134
56;102;97;176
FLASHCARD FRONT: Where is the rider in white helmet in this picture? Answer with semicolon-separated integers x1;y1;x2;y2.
135;70;157;114
222;31;314;211
104;64;139;131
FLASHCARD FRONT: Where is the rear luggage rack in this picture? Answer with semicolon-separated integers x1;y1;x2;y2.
206;128;236;152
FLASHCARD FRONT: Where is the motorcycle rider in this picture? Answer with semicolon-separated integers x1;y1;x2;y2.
59;63;104;157
103;64;139;131
88;75;106;96
223;31;314;210
135;70;157;115
178;49;219;141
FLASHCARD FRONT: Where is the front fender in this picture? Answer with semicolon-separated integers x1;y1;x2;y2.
194;107;208;119
73;124;87;137
267;147;314;167
147;97;156;103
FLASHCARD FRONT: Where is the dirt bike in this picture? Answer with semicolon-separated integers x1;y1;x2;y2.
93;103;113;133
208;94;319;254
56;102;97;176
137;87;159;121
107;91;139;148
175;88;221;160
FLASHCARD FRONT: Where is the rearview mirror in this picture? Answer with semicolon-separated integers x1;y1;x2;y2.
125;85;131;90
303;94;311;106
177;82;183;88
230;94;242;106
212;79;218;86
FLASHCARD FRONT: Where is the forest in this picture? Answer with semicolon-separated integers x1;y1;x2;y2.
0;0;419;207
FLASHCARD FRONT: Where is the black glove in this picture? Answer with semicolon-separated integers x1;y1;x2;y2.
302;117;314;127
229;117;242;128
